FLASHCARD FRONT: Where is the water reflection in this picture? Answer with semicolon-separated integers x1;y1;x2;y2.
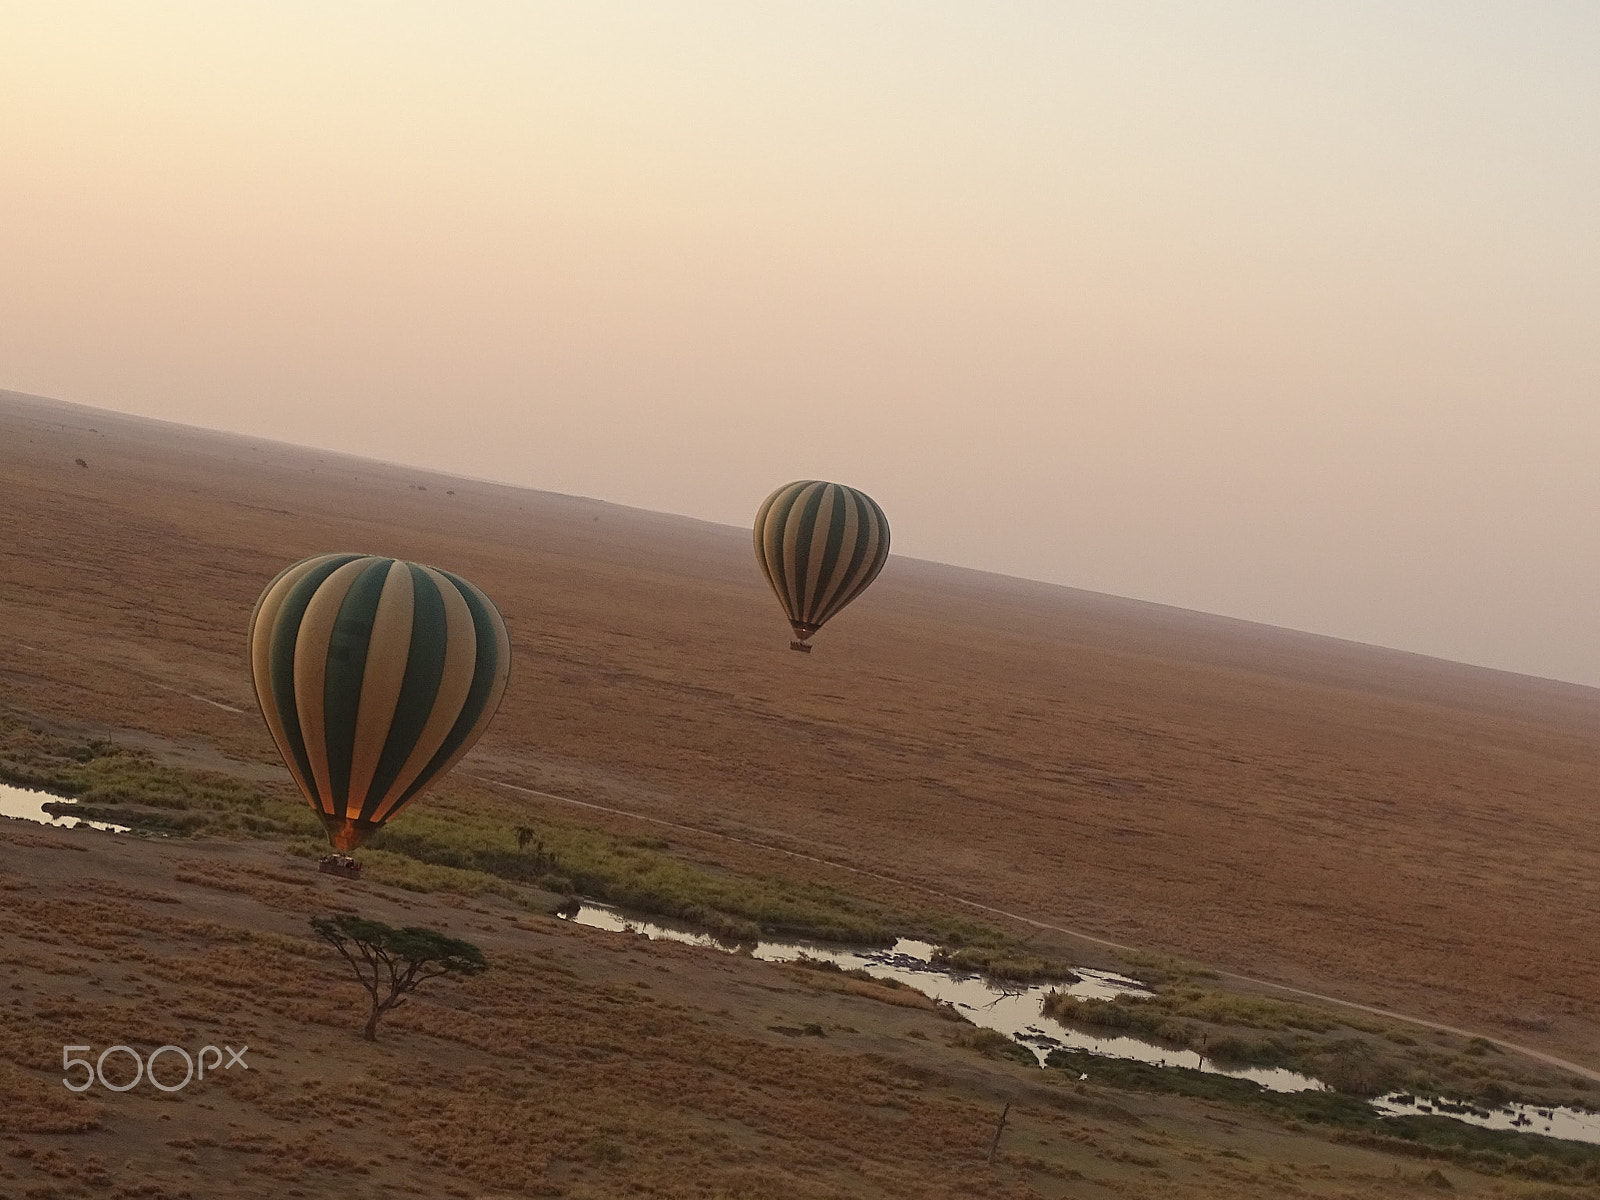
1374;1092;1600;1145
0;782;130;833
557;902;1600;1146
558;902;1320;1090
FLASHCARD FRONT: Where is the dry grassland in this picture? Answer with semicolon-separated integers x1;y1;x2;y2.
2;389;1598;1197
2;390;1595;1055
4;821;1583;1200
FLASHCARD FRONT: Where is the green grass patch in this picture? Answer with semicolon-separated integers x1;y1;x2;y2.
787;956;907;988
1040;985;1587;1110
1114;949;1219;985
0;714;320;840
369;807;901;944
0;714;1058;959
930;945;1081;983
1332;1119;1600;1185
951;1026;1038;1067
1044;1047;1600;1186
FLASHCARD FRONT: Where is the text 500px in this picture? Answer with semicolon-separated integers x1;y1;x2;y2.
62;1044;249;1092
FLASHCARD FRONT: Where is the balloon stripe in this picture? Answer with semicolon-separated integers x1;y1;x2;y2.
250;554;343;805
398;576;511;809
753;481;888;641
844;494;891;611
819;488;877;625
865;492;892;581
793;483;822;616
751;488;784;596
830;491;888;620
783;482;827;620
810;490;860;622
806;484;850;621
345;561;416;817
321;558;393;817
362;564;449;813
382;572;510;818
762;482;809;624
249;553;510;851
365;567;477;821
799;484;839;620
267;555;364;812
766;481;808;622
247;556;314;652
293;558;371;814
801;481;833;616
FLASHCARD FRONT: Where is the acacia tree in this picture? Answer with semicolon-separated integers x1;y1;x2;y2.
311;914;487;1040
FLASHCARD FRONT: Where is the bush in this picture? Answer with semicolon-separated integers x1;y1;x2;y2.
930;945;1080;984
951;1027;1036;1066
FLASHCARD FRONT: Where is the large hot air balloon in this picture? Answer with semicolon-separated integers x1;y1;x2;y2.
753;481;890;652
248;554;511;854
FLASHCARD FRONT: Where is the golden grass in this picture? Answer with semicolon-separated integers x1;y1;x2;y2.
4;393;1598;1070
5;395;1600;1198
9;824;1569;1197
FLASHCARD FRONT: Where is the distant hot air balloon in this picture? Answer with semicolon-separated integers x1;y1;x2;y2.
753;481;890;652
248;554;511;853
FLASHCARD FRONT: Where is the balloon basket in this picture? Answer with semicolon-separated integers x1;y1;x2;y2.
789;641;813;653
319;853;363;879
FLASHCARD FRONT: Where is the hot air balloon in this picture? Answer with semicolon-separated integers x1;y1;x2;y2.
753;481;890;652
248;554;511;860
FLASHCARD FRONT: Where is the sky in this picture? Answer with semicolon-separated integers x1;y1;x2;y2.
3;2;1599;684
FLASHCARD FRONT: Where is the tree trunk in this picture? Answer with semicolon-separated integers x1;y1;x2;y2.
363;1007;381;1040
986;1103;1010;1164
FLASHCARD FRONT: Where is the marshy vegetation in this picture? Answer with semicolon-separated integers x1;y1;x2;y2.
1042;985;1595;1114
950;1026;1039;1067
1045;1047;1600;1188
0;714;322;839
929;945;1081;984
363;809;900;945
10;710;1598;1186
7;707;1600;1193
0;714;1071;973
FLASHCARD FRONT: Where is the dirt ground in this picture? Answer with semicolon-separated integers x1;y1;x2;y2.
0;820;1555;1199
1;388;1598;1196
3;389;1596;1056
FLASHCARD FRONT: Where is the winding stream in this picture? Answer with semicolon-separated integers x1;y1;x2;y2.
559;901;1600;1146
7;790;1594;1149
561;902;1320;1089
1373;1092;1600;1144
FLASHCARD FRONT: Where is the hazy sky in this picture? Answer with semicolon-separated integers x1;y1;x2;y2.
4;3;1599;683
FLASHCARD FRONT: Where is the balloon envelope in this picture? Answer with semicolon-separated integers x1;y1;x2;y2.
753;481;890;645
248;554;511;851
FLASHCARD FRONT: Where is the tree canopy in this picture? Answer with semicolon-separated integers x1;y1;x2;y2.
311;913;487;1040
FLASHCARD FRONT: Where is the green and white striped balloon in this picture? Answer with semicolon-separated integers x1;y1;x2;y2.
753;481;890;650
248;554;511;851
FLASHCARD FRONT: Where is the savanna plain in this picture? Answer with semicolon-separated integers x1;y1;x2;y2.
2;389;1597;1199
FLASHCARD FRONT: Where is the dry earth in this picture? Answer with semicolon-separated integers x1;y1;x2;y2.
0;820;1570;1200
2;388;1599;1197
2;389;1595;1055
